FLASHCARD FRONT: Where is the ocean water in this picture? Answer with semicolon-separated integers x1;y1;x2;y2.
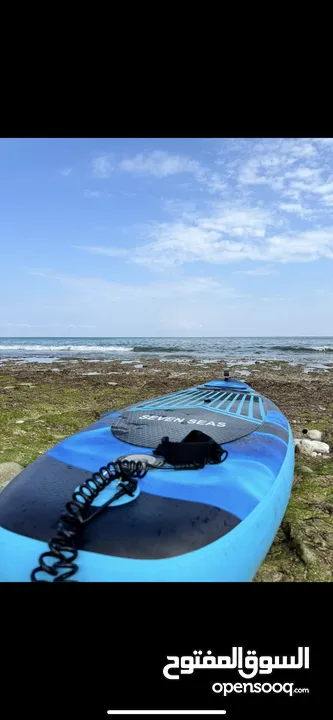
0;337;333;366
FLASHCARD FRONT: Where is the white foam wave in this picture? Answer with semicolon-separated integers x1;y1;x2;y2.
0;344;133;352
312;345;333;351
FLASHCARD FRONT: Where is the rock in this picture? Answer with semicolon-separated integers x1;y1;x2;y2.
312;452;317;457
299;465;314;474
283;521;318;566
15;419;25;424
311;440;330;453
299;544;318;566
294;438;330;456
107;382;117;385
303;429;322;441
0;462;23;490
298;438;313;449
294;438;312;456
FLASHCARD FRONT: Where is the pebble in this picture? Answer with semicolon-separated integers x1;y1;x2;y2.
107;382;117;385
298;465;314;474
15;419;25;424
303;429;322;441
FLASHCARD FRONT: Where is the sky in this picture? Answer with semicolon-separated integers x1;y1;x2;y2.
0;136;333;337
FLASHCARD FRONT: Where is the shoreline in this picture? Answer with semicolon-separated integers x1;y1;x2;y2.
1;357;332;582
1;353;333;367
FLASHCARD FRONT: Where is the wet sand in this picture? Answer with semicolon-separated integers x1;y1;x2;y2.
0;357;332;581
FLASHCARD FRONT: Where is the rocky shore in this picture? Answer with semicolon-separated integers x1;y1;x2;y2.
0;356;332;581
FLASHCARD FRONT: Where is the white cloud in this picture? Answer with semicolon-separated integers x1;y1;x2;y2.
238;140;319;196
197;205;273;237
90;150;227;197
233;267;279;276
132;218;333;269
84;189;113;198
74;245;128;257
92;155;114;178
194;169;227;194
289;142;316;159
321;193;333;206
285;167;318;180
279;202;303;212
238;158;269;186
278;202;311;217
132;203;275;270
74;139;333;277
314;181;333;195
313;138;333;146
238;154;293;190
119;150;200;178
60;168;72;176
266;229;333;262
28;268;54;277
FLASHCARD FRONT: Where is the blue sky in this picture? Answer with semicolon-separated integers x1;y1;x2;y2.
1;137;333;337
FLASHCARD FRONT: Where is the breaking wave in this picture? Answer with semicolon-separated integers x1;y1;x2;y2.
271;345;333;353
0;344;133;352
132;345;196;353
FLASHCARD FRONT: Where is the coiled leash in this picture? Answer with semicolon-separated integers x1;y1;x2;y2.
30;430;228;582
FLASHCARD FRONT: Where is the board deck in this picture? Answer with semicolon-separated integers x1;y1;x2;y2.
0;377;295;582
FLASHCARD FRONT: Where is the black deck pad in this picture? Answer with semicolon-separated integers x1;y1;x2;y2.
111;406;262;448
0;455;240;559
79;495;241;559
